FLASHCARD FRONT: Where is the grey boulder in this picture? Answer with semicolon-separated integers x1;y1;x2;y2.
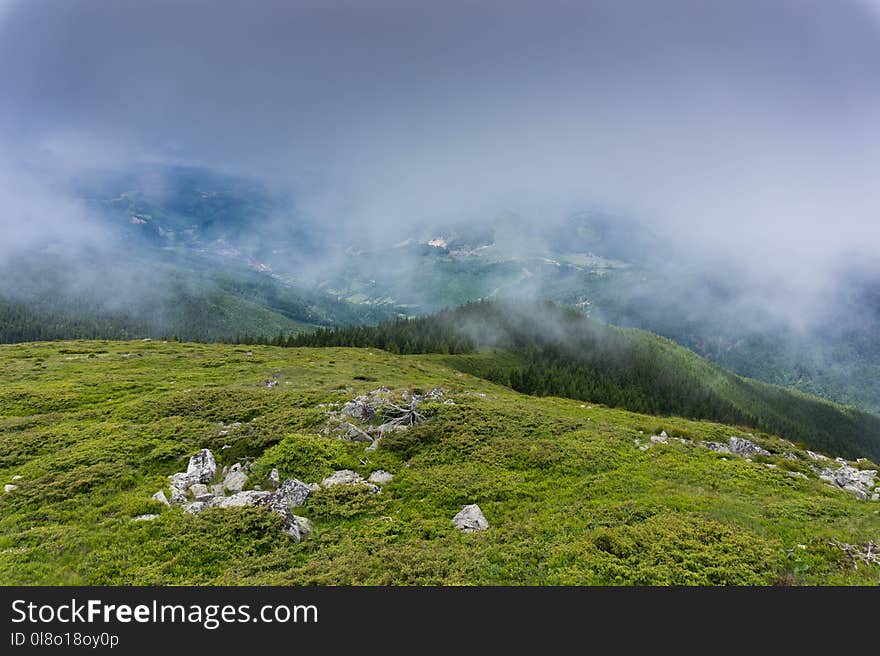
276;478;313;507
452;504;489;533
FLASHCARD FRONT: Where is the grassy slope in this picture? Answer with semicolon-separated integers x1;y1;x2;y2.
443;341;880;463
292;301;880;462
0;340;878;585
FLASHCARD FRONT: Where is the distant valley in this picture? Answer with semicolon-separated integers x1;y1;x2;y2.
3;164;880;417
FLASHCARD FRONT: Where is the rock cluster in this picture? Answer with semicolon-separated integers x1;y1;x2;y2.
650;430;669;444
647;430;694;447
703;436;769;457
645;431;880;502
166;448;217;503
154;449;312;540
727;436;771;457
152;450;397;540
818;462;878;500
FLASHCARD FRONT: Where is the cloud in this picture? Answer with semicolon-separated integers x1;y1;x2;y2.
0;165;99;261
0;0;878;321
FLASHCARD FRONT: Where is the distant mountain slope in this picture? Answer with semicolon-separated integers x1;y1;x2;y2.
0;251;396;344
0;287;315;343
290;300;880;461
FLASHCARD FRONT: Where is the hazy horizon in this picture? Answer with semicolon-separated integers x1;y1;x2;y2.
1;1;879;331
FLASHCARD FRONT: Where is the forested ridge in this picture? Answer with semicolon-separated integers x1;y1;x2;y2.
290;300;880;461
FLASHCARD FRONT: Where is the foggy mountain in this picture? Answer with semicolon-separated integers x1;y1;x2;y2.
1;1;880;411
4;1;880;592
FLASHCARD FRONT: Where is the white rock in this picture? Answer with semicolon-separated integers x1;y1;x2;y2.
650;435;667;444
11;475;22;481
151;490;170;506
268;468;280;489
452;504;489;533
704;442;731;454
368;470;394;485
132;514;159;522
185;449;217;484
189;483;209;498
223;468;248;493
806;450;829;461
4;484;17;493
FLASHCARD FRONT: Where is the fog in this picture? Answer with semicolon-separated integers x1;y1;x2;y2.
1;0;879;330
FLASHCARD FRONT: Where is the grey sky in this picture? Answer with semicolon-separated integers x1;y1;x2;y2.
1;0;879;303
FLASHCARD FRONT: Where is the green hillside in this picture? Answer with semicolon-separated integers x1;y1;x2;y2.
0;340;878;585
0;289;316;344
291;300;880;462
